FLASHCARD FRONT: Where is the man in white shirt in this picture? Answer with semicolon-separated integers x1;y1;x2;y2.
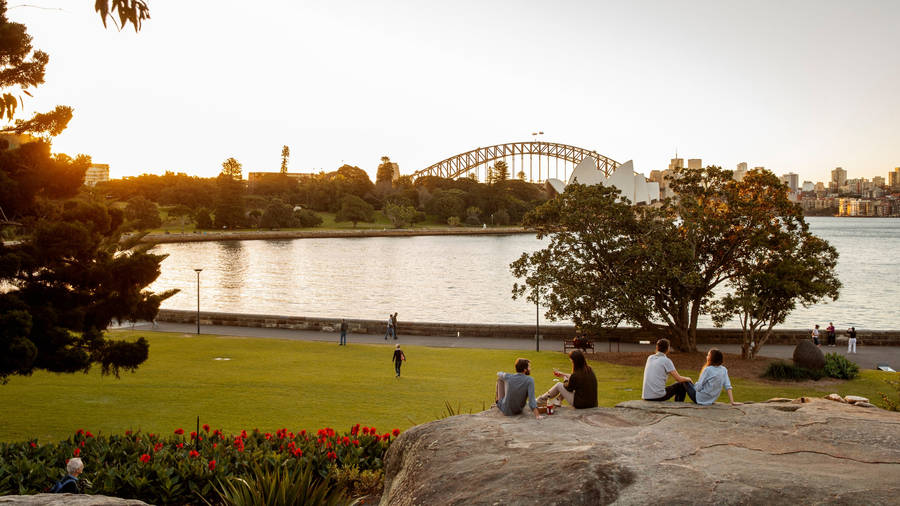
642;338;693;402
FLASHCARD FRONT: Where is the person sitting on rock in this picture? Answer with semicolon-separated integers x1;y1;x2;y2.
50;457;83;493
642;338;693;402
684;348;742;406
495;358;544;419
537;349;598;409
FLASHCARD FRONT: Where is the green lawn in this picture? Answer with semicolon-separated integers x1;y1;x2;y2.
1;331;896;443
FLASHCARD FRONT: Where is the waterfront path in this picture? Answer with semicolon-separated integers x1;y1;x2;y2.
120;321;900;372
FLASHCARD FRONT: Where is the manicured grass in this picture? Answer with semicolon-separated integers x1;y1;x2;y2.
1;331;895;443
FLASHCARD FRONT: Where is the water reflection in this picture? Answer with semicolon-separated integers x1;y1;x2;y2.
149;217;900;329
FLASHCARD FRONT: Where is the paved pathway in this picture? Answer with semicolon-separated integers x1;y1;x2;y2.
118;321;900;372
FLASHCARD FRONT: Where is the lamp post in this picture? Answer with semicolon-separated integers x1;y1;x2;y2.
194;268;203;334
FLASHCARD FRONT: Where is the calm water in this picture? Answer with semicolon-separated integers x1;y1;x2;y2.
149;217;900;329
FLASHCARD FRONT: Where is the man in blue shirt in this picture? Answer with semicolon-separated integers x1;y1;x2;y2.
495;358;544;419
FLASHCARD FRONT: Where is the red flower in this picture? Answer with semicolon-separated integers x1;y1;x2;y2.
79;441;85;447
300;430;306;436
240;430;247;439
362;427;369;435
342;436;350;445
383;433;391;440
326;451;337;460
189;450;200;458
148;433;155;439
140;453;151;463
392;429;401;437
29;442;36;448
326;441;332;449
76;429;84;436
125;430;132;436
202;424;210;433
351;424;360;435
288;432;294;439
265;433;272;440
326;428;335;437
85;431;94;438
208;460;216;470
154;443;163;452
369;427;376;436
73;448;81;457
177;442;184;449
213;443;218;449
174;428;184;435
353;440;360;447
190;431;197;440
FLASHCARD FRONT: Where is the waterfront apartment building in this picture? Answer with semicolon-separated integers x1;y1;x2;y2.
838;197;898;217
83;164;109;186
891;167;900;189
781;172;799;192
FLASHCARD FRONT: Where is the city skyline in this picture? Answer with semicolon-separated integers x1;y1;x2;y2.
8;0;900;183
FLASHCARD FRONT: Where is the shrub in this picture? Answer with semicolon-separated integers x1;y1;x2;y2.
0;424;398;504
215;460;347;506
879;379;900;411
823;353;859;380
294;209;323;228
763;361;825;381
447;216;461;226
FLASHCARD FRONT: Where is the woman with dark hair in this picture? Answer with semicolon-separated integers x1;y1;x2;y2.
537;349;598;409
687;348;742;406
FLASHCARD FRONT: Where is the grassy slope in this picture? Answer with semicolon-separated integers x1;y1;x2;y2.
1;331;895;442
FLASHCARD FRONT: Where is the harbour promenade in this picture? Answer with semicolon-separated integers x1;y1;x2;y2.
122;318;900;372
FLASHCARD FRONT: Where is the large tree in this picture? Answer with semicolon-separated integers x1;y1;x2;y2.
511;167;840;352
214;157;246;228
0;0;174;383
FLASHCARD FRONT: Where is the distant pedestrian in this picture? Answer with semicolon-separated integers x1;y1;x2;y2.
50;457;83;494
811;324;820;347
339;319;348;346
392;312;399;340
384;314;394;340
847;327;858;354
392;344;406;377
826;322;836;347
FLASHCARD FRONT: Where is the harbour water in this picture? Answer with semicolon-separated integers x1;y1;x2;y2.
149;217;900;330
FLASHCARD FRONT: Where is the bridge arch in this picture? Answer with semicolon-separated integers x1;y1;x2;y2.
412;141;620;183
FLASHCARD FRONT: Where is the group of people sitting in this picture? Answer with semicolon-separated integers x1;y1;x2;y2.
494;338;740;419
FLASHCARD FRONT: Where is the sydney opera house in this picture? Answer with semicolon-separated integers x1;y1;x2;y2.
546;157;660;205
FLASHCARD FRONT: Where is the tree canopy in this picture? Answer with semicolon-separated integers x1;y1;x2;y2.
511;167;840;353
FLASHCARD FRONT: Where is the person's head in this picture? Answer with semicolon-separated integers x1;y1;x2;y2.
395;344;400;349
851;326;855;331
829;322;833;326
815;324;819;329
569;349;589;373
67;458;84;477
706;348;724;367
514;358;530;375
656;338;670;354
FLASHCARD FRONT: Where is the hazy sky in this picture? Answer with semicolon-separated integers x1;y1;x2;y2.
10;0;900;182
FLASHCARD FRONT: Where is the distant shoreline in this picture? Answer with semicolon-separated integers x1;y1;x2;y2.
137;227;531;244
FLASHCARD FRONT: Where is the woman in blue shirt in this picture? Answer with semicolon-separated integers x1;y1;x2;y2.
686;349;742;406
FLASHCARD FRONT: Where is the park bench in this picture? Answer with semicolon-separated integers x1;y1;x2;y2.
563;338;594;353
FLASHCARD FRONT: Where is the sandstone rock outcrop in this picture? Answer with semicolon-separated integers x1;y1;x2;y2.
381;399;900;505
792;339;825;369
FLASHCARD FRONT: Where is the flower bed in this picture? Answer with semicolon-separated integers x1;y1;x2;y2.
0;423;397;504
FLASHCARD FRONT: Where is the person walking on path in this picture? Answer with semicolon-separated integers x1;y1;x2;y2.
339;319;348;346
826;322;836;347
384;314;394;340
392;344;406;377
392;312;399;340
811;324;821;347
847;327;858;354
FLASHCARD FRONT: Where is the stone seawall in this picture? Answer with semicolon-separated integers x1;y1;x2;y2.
138;227;529;244
155;309;900;346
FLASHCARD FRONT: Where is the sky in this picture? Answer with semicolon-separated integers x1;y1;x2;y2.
8;0;900;183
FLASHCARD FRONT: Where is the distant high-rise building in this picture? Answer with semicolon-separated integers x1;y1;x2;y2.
802;181;815;192
687;158;702;170
753;166;765;171
734;162;748;181
83;164;109;186
781;172;799;192
668;158;684;171
890;167;900;189
814;182;826;192
872;176;885;188
831;167;847;188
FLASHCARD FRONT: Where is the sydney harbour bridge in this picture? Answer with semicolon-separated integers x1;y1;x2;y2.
411;141;620;184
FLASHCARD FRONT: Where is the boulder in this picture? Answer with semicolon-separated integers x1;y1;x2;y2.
0;494;148;505
844;395;870;404
824;393;847;403
792;339;825;370
381;399;900;505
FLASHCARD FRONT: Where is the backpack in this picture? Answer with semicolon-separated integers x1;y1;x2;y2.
49;476;77;493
